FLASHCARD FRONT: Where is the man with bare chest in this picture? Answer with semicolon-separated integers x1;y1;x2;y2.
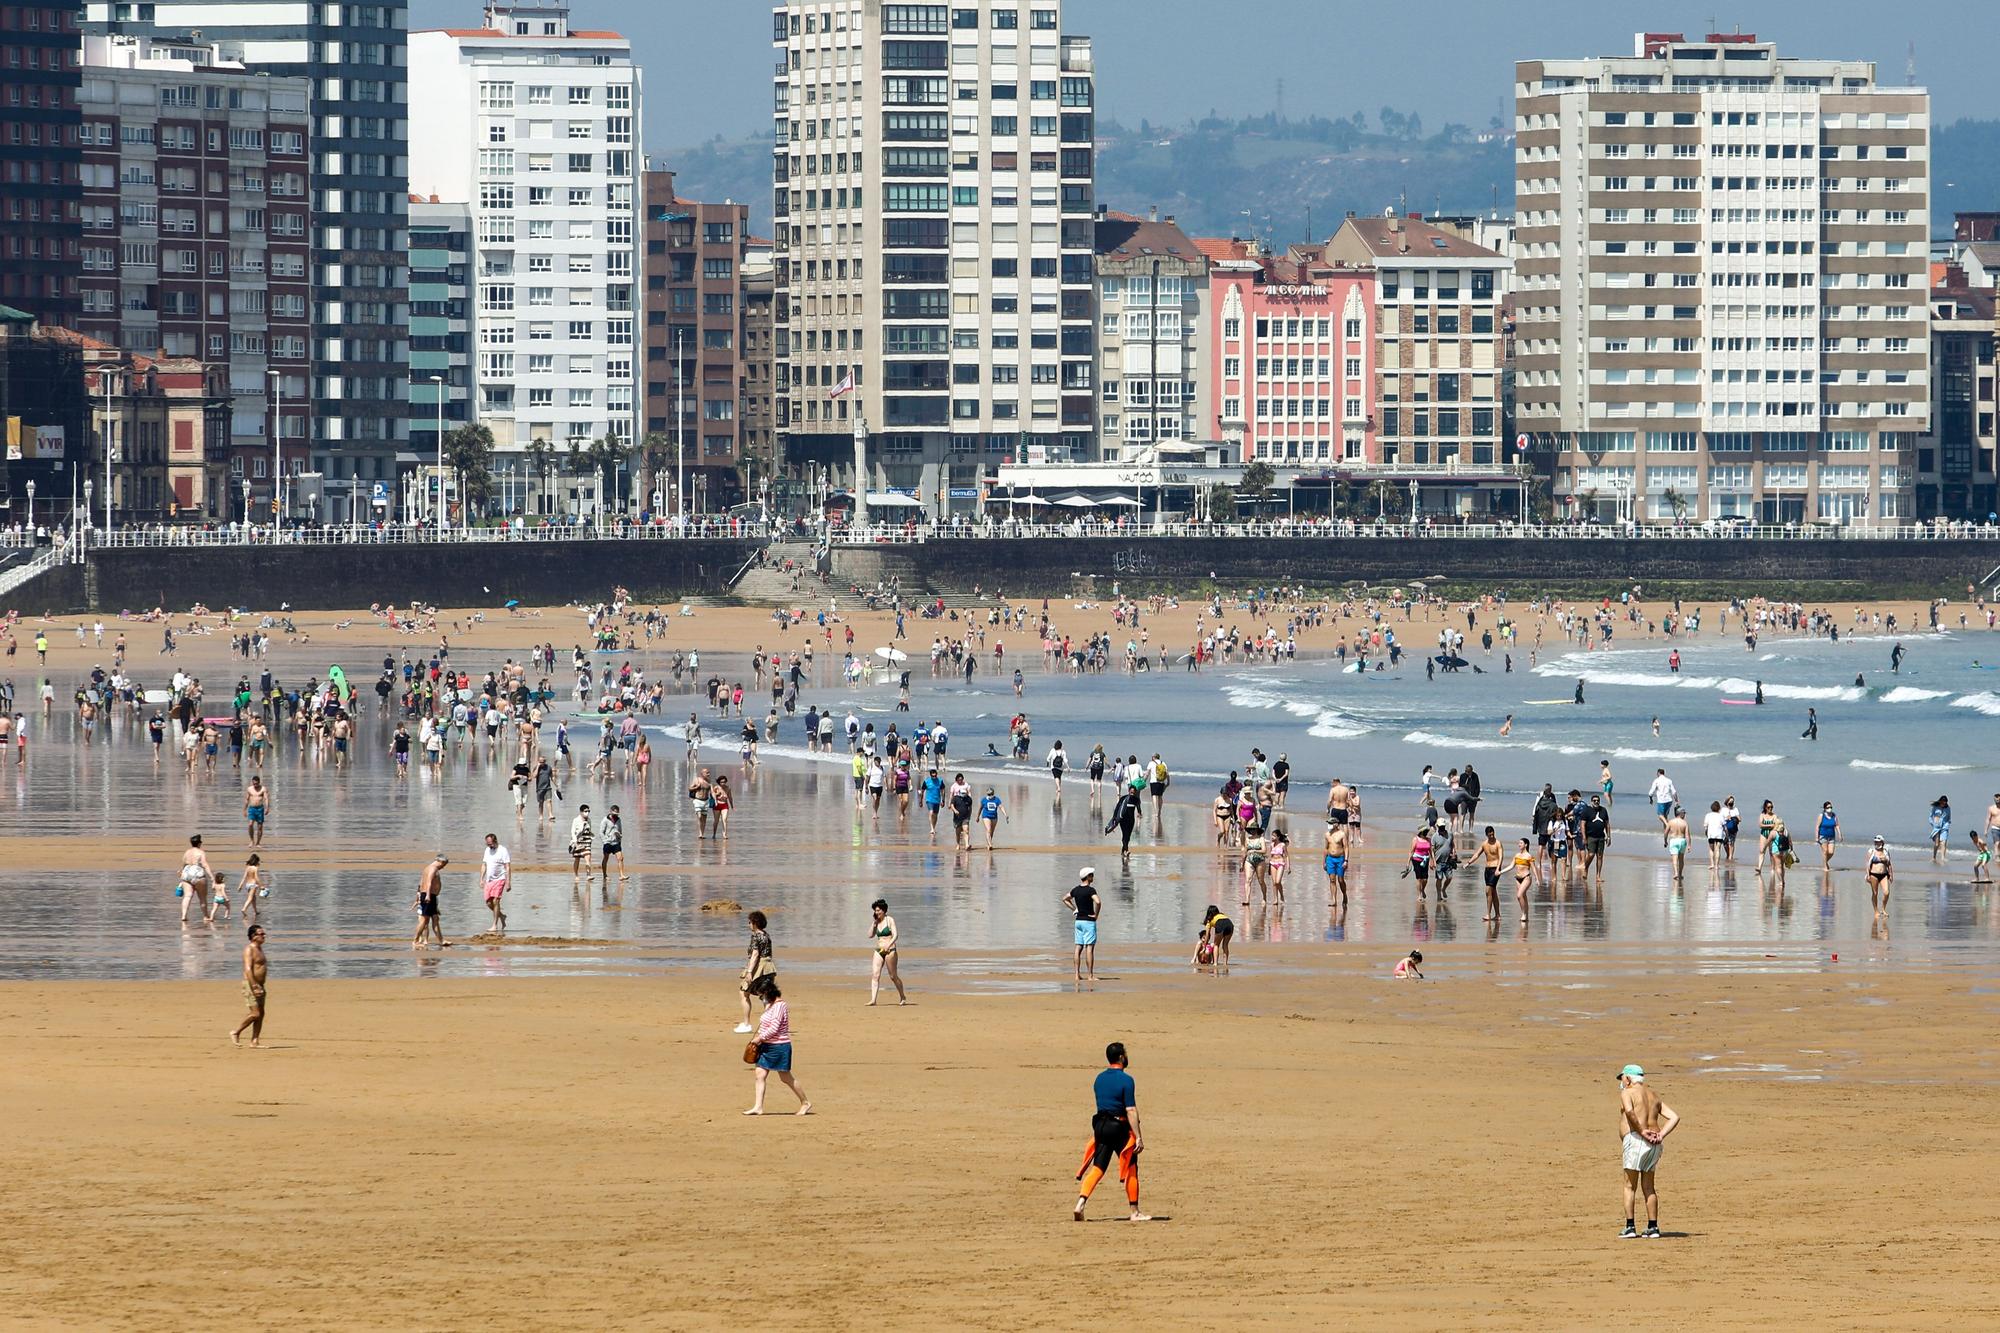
1617;1064;1681;1239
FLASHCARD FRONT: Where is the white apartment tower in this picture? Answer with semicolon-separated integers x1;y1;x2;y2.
772;1;1097;513
411;1;641;500
1515;32;1930;523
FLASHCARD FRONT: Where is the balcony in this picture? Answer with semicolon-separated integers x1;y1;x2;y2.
1061;39;1092;74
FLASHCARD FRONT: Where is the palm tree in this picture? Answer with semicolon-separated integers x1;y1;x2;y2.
524;436;555;517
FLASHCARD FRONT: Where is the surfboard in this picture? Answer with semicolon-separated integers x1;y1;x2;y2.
1719;700;1757;707
1521;699;1571;705
1343;662;1364;674
142;688;171;704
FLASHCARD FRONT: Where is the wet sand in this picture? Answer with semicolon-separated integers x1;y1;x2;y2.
4;956;1996;1329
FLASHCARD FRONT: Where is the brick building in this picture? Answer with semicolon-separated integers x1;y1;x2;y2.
642;166;749;512
0;1;84;327
76;32;310;516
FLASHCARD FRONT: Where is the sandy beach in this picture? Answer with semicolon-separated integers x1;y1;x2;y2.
4;954;1997;1329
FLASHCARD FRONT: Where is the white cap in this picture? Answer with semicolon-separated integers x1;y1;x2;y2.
1079;866;1096;880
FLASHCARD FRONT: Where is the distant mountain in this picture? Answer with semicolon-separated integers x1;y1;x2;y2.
660;114;2000;248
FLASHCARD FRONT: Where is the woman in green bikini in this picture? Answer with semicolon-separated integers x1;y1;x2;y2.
867;899;906;1006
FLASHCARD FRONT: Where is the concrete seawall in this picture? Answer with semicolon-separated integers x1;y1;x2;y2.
832;536;1998;601
34;539;764;614
6;533;1993;614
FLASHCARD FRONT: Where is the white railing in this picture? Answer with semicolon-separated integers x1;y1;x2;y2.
86;520;772;550
0;543;74;599
823;518;2000;545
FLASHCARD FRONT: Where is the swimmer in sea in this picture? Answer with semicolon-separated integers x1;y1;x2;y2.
1498;713;1513;737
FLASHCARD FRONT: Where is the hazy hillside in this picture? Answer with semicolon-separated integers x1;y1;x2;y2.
663;114;2000;246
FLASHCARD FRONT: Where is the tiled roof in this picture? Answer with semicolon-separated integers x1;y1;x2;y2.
1094;213;1202;263
1333;214;1503;260
1190;236;1251;265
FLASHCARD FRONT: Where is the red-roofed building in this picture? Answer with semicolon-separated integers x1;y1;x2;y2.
48;323;230;521
1095;208;1210;461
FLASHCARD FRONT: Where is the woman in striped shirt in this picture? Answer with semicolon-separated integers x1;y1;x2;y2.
745;979;812;1116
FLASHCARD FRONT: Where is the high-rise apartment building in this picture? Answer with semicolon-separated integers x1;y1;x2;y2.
411;1;641;516
740;241;779;508
77;33;311;514
407;196;471;516
1093;209;1208;462
0;2;84;327
86;0;409;522
641;167;748;512
772;0;1096;515
1515;32;1930;524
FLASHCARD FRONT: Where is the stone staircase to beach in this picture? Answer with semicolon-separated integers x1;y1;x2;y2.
726;540;823;605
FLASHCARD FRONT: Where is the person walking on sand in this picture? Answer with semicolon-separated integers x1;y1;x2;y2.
1073;1041;1151;1223
598;804;627;883
736;910;776;1034
179;834;216;926
238;854;268;927
979;786;1006;848
413;854;448;949
1865;835;1894;915
867;899;906;1006
568;804;595;883
243;775;270;848
744;978;811;1116
1324;817;1351;908
480;833;511;934
1616;1064;1681;1240
1479;826;1504;921
1063;868;1101;987
230;924;269;1047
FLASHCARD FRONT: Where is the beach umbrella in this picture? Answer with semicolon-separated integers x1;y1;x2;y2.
1096;494;1142;507
1013;495;1051;507
1052;495;1097;508
504;598;520;609
875;646;909;663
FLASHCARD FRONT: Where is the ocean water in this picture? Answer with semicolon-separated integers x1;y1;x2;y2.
3;624;1999;983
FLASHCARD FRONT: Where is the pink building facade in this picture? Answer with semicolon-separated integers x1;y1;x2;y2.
1203;240;1376;466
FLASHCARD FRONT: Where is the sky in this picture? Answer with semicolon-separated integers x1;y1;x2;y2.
409;0;1999;150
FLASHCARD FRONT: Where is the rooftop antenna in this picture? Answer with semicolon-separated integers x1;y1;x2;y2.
1905;41;1916;87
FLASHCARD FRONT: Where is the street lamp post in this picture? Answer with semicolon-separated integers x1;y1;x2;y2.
268;368;282;535
100;363;113;536
430;375;445;534
1408;478;1420;524
242;478;251;536
24;480;34;534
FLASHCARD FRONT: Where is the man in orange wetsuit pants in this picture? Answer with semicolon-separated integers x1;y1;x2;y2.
1074;1040;1152;1222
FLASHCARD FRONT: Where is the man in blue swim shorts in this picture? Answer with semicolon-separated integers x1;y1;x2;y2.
1062;867;1100;987
1324;820;1350;907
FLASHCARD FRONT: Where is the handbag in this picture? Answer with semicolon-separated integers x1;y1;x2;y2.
742;1040;761;1064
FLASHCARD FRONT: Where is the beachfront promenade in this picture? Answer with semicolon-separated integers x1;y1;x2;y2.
3;514;1997;614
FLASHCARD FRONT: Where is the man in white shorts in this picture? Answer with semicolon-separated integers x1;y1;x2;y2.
1617;1063;1681;1240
